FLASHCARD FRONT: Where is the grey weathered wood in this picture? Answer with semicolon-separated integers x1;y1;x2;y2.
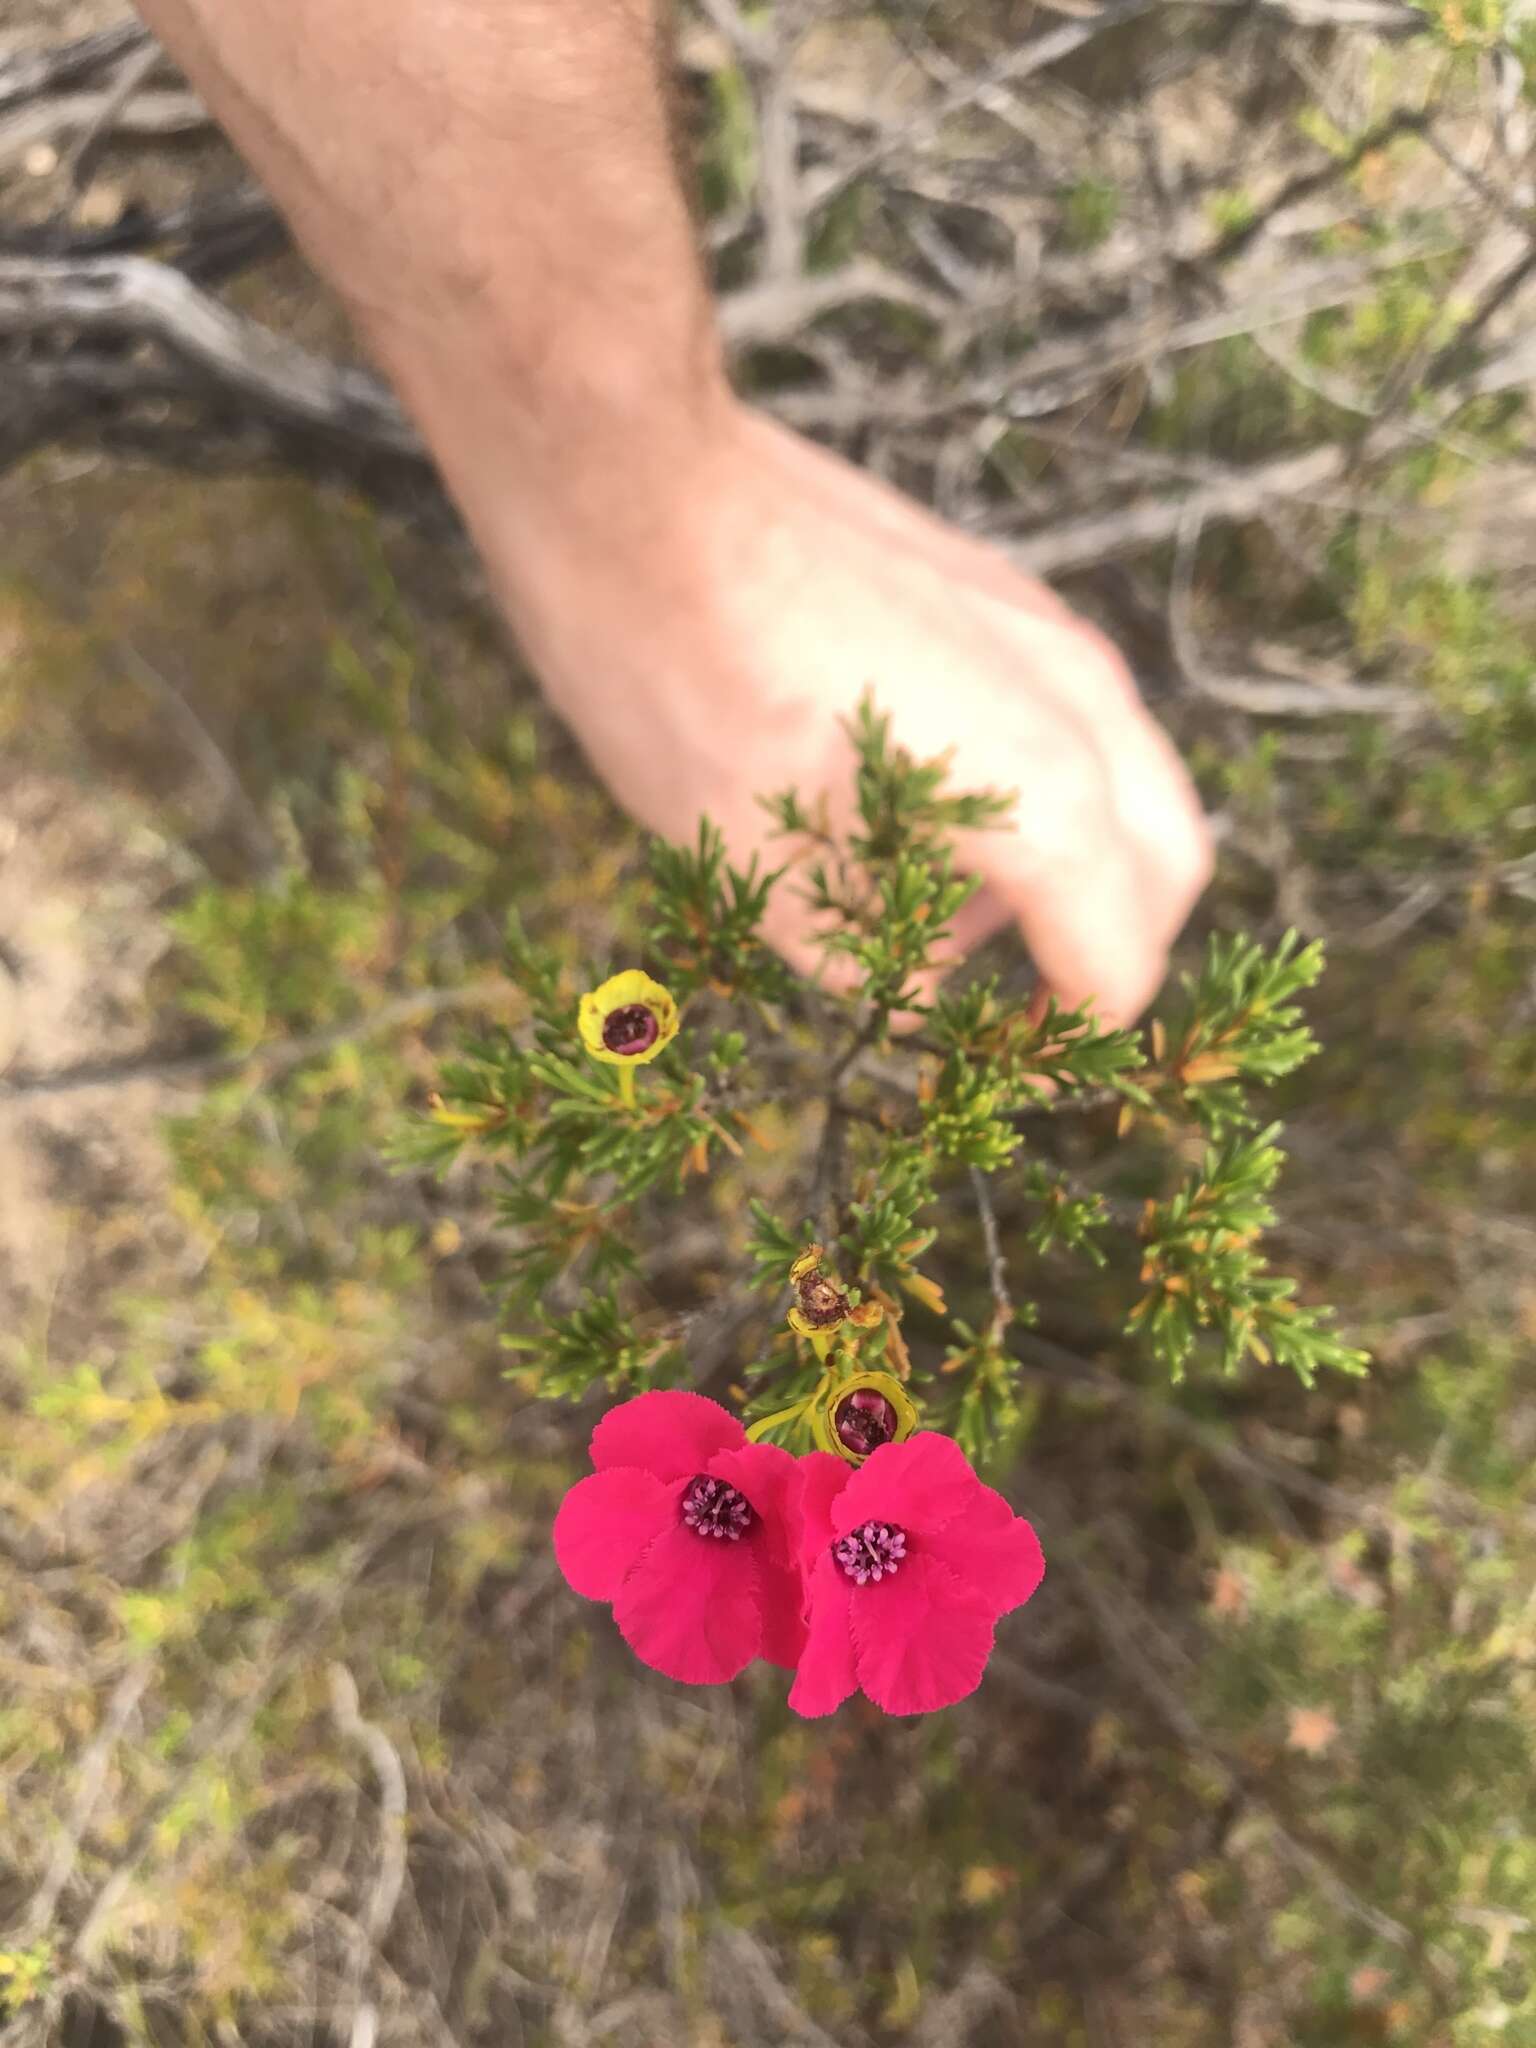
0;252;420;455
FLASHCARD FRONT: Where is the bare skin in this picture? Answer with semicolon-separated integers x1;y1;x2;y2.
133;0;1212;1021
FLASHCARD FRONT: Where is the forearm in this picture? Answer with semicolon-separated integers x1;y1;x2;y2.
132;0;730;554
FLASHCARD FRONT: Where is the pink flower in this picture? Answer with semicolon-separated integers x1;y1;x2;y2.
553;1390;806;1685
789;1433;1045;1718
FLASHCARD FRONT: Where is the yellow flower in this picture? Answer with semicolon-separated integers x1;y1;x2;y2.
810;1369;919;1463
577;970;679;1068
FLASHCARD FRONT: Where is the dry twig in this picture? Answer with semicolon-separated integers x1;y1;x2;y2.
0;253;417;450
329;1663;410;2048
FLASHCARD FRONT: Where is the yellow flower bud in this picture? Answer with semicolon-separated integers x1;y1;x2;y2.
810;1370;919;1463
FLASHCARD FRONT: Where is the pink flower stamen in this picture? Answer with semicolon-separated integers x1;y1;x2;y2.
602;1003;661;1056
832;1520;908;1585
681;1473;754;1541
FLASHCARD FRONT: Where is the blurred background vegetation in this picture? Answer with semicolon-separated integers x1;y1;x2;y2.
1;0;1534;2043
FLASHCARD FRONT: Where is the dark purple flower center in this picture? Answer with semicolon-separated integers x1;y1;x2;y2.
833;1388;899;1458
833;1520;908;1585
602;1003;660;1056
681;1473;754;1541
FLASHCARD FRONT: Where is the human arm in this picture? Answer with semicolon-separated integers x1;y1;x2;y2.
132;0;1212;1021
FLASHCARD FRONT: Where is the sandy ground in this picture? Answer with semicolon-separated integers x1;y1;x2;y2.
0;766;188;1348
0;9;199;1346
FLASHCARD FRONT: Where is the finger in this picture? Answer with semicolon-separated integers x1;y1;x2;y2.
982;602;1213;943
959;817;1169;1028
749;409;1212;946
760;859;1013;1028
759;884;862;999
943;884;1014;958
761;878;990;1026
882;884;1013;1030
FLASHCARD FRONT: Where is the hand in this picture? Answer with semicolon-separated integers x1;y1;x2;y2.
127;0;1205;1022
483;401;1212;1026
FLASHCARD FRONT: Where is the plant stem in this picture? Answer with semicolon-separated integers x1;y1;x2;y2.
970;1165;1015;1343
745;1399;809;1443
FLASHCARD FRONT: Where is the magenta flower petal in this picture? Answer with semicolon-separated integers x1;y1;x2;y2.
552;1467;680;1601
704;1442;805;1663
613;1523;763;1684
758;1558;810;1670
796;1451;852;1570
850;1552;994;1715
590;1389;744;1481
787;1553;859;1718
832;1433;977;1540
707;1441;801;1567
925;1487;1045;1620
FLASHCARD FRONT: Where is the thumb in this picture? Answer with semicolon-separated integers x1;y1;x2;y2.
960;824;1168;1029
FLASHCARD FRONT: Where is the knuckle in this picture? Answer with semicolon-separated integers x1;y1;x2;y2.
1164;811;1217;903
1071;624;1141;707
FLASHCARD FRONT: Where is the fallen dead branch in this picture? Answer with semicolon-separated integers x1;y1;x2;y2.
0;252;417;453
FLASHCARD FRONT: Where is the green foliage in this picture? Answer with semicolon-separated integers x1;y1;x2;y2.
503;1289;686;1399
767;700;1012;1020
0;1942;53;2016
746;1197;813;1288
172;870;388;1048
403;923;760;1312
699;59;757;216
929;981;1149;1099
940;1316;1036;1468
1130;1125;1370;1384
648;819;792;1002
1060;175;1120;248
1016;1161;1110;1268
1206;186;1257;237
419;698;1363;1437
1149;929;1326;1132
838;1142;937;1282
1343;562;1536;873
1195;1329;1536;2044
0;528;574;2027
1407;0;1514;48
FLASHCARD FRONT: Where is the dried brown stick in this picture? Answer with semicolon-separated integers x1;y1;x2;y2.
329;1663;410;2048
64;37;166;187
0;86;207;170
17;1661;154;1941
0;22;150;115
969;1165;1015;1342
1012;443;1351;575
0;252;418;453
